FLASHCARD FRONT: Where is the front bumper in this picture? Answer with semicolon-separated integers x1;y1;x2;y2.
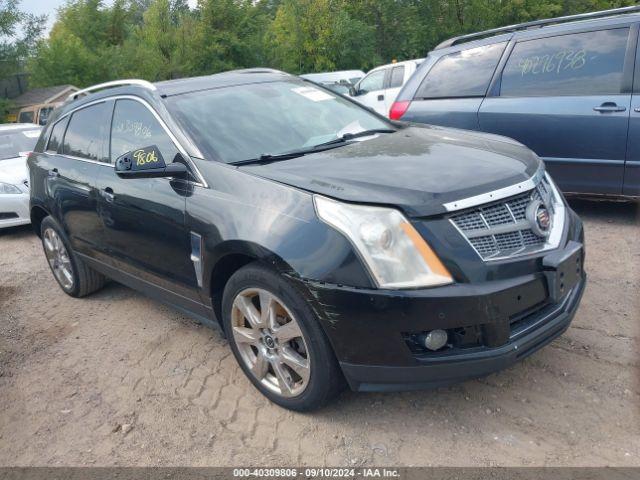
0;192;30;228
340;278;584;391
301;251;585;392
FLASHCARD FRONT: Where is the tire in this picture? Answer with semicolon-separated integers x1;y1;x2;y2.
222;262;345;411
40;216;107;298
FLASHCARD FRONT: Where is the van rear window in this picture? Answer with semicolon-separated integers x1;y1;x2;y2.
415;42;506;99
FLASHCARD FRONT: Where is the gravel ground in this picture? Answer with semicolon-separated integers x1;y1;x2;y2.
0;198;638;467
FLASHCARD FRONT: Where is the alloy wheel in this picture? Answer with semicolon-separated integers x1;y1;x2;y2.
231;288;311;398
43;228;74;290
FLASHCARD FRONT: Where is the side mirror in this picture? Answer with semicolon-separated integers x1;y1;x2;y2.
349;86;357;97
115;146;188;179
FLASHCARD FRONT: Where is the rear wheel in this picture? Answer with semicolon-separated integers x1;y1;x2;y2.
40;216;106;297
222;263;344;411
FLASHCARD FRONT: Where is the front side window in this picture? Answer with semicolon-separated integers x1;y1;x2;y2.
62;102;110;162
167;79;391;163
389;66;405;88
359;70;386;93
110;99;179;164
500;28;629;97
416;42;506;99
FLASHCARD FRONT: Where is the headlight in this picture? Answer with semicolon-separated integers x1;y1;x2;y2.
0;182;21;194
314;195;453;289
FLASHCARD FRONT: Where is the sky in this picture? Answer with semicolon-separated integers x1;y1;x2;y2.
20;0;198;35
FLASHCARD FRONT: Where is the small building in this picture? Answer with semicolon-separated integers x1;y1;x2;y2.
9;85;79;125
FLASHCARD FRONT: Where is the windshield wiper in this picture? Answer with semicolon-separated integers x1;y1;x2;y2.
314;128;397;148
231;128;396;166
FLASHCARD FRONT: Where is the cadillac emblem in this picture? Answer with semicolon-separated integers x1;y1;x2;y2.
526;199;552;237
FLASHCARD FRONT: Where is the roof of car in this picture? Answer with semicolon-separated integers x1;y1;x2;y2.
154;68;293;97
50;69;297;122
369;58;424;73
434;7;640;52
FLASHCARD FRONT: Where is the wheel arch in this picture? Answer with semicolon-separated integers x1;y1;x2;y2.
30;205;50;238
208;240;301;330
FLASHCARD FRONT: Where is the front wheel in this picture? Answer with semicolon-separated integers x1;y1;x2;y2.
222;263;344;411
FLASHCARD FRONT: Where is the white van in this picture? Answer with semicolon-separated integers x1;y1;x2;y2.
348;59;423;116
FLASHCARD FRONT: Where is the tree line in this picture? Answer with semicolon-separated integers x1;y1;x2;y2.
2;0;638;90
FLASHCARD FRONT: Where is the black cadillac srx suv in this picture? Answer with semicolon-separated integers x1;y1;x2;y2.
29;69;586;411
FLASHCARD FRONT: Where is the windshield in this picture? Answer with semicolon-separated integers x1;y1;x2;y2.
0;129;40;160
167;79;391;163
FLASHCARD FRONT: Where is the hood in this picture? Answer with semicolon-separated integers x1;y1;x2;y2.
0;156;28;187
239;125;542;217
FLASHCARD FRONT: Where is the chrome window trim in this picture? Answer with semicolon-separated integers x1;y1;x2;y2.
448;172;566;262
443;166;545;212
50;95;208;188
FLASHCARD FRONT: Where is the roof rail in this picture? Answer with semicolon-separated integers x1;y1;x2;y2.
67;79;156;102
434;5;640;50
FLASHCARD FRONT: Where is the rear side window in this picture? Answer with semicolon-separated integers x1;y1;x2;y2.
359;70;386;93
47;118;68;153
110;99;179;164
39;107;54;126
18;110;34;123
63;102;111;162
500;28;629;97
389;66;405;88
415;42;506;99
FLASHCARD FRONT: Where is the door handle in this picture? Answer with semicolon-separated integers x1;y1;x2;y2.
377;94;384;101
102;187;115;203
634;107;640;113
593;103;626;113
48;168;59;178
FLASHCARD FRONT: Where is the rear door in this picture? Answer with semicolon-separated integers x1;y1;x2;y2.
383;64;407;114
352;68;388;115
479;25;635;195
402;42;507;130
44;101;112;258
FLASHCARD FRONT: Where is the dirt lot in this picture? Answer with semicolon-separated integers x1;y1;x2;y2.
0;199;638;467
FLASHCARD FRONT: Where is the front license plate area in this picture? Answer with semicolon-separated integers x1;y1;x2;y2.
543;241;583;303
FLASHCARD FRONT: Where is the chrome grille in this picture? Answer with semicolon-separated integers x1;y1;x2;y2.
450;177;556;260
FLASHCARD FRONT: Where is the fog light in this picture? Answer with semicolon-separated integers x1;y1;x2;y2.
423;329;448;351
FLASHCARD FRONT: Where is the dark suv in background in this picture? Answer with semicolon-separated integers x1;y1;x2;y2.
391;5;640;199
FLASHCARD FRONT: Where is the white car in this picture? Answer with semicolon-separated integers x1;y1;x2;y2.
300;70;365;85
348;59;423;116
0;124;41;228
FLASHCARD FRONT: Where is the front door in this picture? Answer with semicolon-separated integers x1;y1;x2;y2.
479;26;634;195
353;69;387;115
95;98;200;306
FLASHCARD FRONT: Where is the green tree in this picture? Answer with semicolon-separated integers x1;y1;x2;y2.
267;0;377;73
122;0;194;80
0;0;45;78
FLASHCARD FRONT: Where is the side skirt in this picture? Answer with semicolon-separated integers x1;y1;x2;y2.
77;252;222;333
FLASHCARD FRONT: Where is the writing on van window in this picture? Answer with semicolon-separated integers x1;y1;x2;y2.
517;49;590;76
112;119;153;139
